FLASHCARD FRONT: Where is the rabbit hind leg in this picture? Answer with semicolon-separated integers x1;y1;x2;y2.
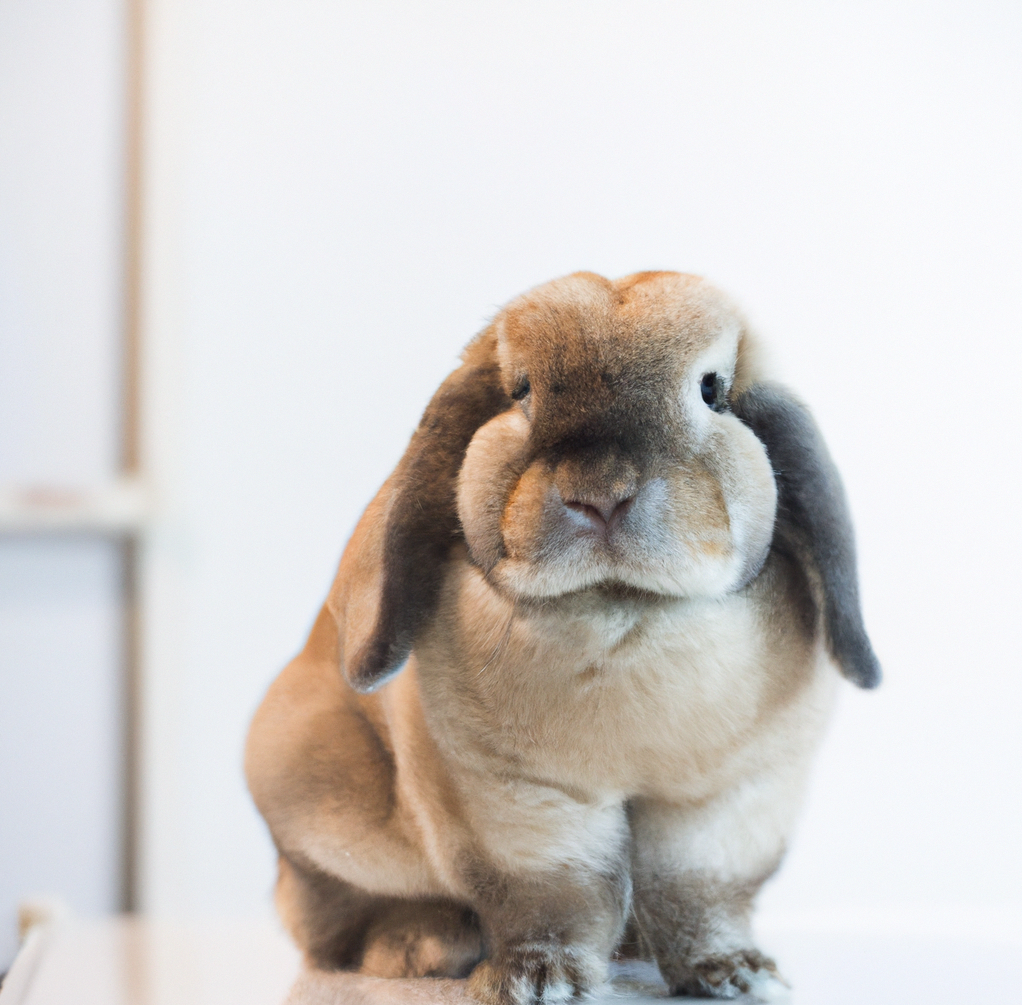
360;899;485;979
276;853;379;970
277;854;484;979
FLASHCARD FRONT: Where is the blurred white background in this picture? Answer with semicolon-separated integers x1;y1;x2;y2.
1;0;128;970
2;0;1020;973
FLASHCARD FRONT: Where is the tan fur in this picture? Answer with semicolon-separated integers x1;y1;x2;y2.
246;272;857;1003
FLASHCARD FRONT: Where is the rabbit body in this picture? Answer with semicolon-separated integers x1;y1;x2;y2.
246;272;877;1003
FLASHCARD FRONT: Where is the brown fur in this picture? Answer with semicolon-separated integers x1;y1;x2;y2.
247;271;876;1003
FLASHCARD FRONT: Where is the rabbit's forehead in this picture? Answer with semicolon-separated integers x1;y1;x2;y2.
495;271;743;385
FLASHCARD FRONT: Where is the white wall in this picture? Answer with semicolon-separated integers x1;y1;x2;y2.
140;0;1022;927
0;0;125;484
0;0;127;969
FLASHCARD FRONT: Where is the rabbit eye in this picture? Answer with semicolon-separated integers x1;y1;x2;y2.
700;372;726;411
511;378;531;401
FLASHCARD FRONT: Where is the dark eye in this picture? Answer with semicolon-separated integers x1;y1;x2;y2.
511;377;531;401
700;372;726;411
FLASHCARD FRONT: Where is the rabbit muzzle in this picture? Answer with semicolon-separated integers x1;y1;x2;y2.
457;405;775;602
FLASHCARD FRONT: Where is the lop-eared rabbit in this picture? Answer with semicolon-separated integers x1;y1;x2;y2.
246;271;879;1003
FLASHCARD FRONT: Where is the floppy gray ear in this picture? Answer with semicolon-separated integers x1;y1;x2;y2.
327;330;509;692
732;383;881;689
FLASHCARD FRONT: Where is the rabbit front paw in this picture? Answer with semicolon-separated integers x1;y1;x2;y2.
468;943;603;1005
667;948;787;1000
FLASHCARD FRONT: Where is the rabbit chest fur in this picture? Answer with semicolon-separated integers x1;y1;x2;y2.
246;271;877;1004
422;549;833;799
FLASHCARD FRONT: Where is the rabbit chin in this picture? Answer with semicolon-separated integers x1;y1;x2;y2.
486;542;755;601
486;552;752;601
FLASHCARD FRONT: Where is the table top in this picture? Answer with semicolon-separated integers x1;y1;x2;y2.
2;914;1020;1004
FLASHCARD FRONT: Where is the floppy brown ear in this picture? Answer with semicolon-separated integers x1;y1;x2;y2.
327;330;509;692
732;383;881;689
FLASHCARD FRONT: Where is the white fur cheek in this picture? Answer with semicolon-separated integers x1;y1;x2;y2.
611;477;741;598
703;417;777;587
456;410;531;571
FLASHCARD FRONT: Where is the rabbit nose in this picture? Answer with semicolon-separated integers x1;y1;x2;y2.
561;491;635;531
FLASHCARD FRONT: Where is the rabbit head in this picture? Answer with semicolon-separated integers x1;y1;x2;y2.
456;270;775;601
